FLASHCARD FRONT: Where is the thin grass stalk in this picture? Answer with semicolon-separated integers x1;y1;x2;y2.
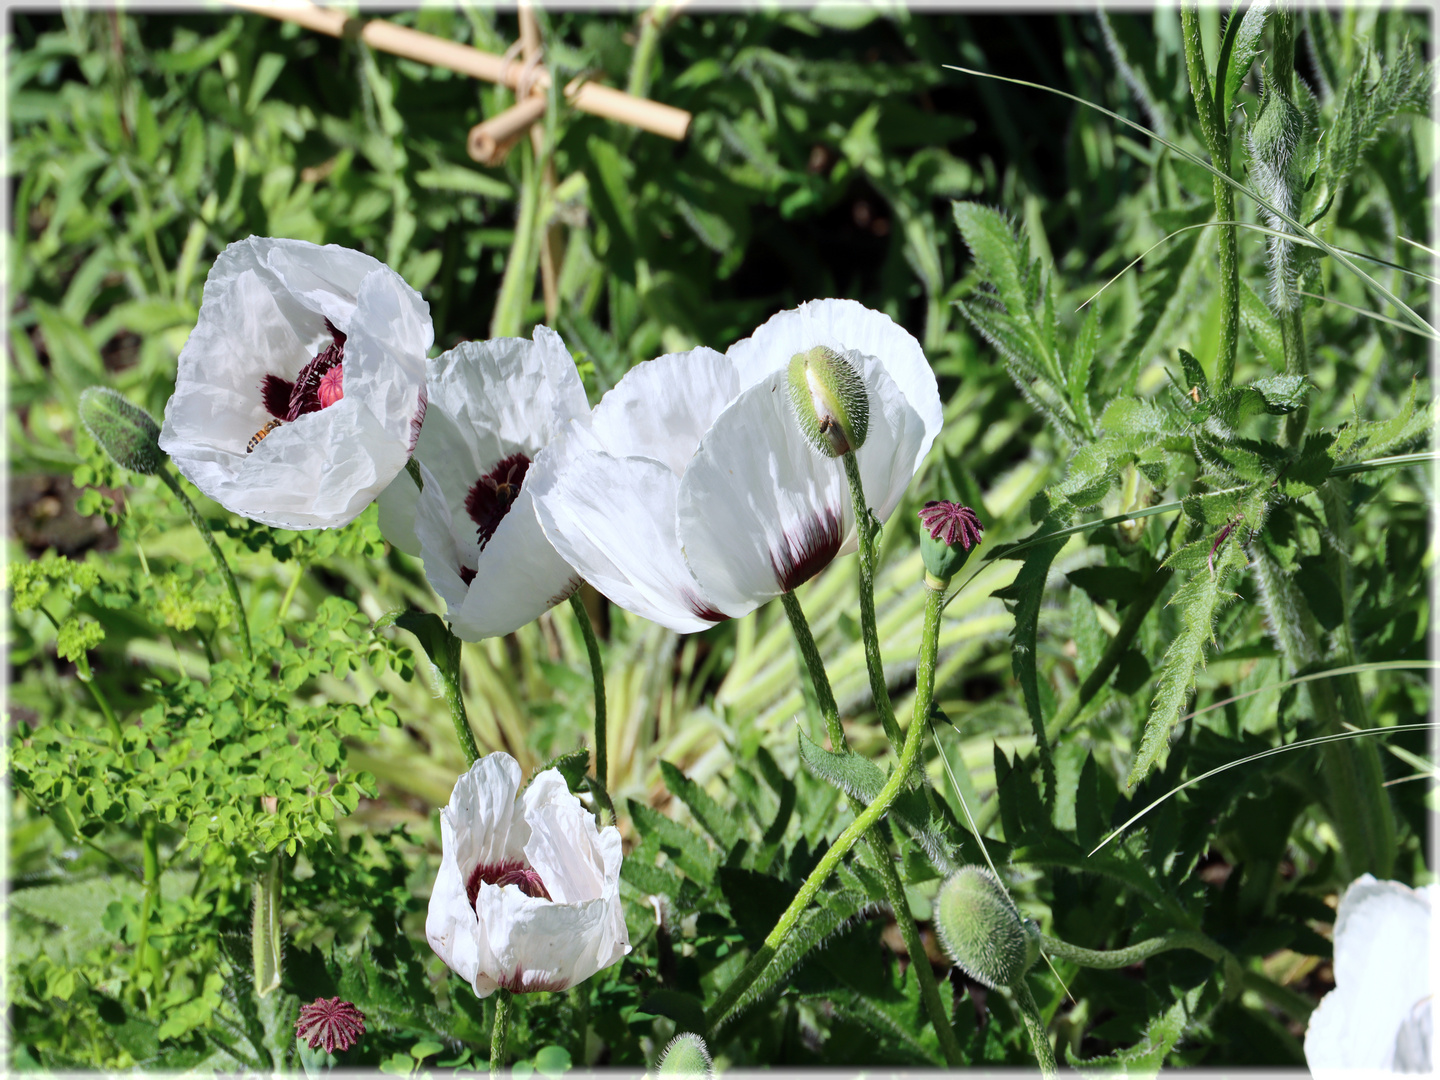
158;468;252;664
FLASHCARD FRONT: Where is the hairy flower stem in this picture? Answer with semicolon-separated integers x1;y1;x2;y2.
1281;307;1312;445
1181;1;1238;391
158;467;253;664
490;988;514;1074
252;851;282;996
843;452;905;750
779;591;963;1065
132;815;161;988
1251;546;1394;878
706;584;943;1035
437;628;481;768
568;592;616;825
1042;929;1227;968
1011;979;1058;1080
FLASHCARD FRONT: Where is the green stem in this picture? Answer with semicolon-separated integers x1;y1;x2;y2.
158;468;252;664
1010;979;1058;1080
1281;306;1312;446
1041;929;1226;968
490;988;514;1074
779;590;962;1065
780;590;845;750
625;2;670;101
252;851;282;996
438;628;481;768
490;139;539;338
1181;1;1237;391
843;452;904;749
706;583;944;1034
273;562;306;626
568;592;615;825
133;815;161;985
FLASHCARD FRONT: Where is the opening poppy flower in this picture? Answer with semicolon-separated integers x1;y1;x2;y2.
376;327;588;640
158;237;432;530
426;753;630;998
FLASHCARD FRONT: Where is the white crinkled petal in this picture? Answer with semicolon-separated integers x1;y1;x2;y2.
159;237;431;530
450;487;580;641
471;885;629;998
588;348;739;475
529;427;742;633
424;812;483;990
1305;874;1435;1075
442;754;530;879
724;299;942;469
851;351;929;538
413;461;472;616
677;373;850;611
523;771;610;906
376;467;423;558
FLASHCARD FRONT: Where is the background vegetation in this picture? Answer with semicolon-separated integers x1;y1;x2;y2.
7;5;1432;1072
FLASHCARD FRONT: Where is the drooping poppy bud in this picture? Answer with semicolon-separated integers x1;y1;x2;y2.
935;865;1039;989
918;501;984;585
656;1032;714;1078
78;387;165;475
787;345;869;457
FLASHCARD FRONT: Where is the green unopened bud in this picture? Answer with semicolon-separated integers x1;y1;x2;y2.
655;1033;713;1079
918;501;984;586
1246;84;1308;312
787;346;869;457
935;866;1039;989
78;387;165;475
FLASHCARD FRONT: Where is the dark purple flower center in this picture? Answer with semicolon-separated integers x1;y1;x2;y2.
466;859;552;905
465;453;532;551
261;319;347;422
770;508;843;592
918;501;983;549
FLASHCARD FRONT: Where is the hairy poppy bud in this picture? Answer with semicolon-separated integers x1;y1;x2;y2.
78;387;165;475
656;1032;713;1079
787;345;869;457
935;866;1039;989
918;501;984;586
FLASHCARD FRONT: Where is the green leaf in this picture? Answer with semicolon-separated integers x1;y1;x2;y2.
1067;567;1145;609
1130;542;1247;786
951;201;1030;320
1240;279;1286;372
659;762;743;852
628;800;719;884
414;164;512;199
796;728;887;801
992;513;1065;806
1220;1;1271;121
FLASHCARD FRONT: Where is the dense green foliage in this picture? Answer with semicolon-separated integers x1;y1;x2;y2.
7;5;1432;1073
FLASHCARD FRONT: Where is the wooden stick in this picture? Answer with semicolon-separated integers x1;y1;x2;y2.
230;0;691;141
467;94;547;166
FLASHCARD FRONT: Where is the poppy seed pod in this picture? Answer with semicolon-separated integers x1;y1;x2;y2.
935;866;1038;989
787;345;869;457
918;501;984;584
78;387;166;475
656;1033;714;1079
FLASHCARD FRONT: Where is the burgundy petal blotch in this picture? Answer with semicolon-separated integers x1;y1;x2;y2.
295;996;366;1054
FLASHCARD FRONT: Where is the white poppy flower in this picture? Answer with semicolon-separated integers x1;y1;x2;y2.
530;302;942;632
426;752;630;998
678;299;940;608
376;328;588;640
159;237;432;529
1305;874;1435;1076
528;347;745;634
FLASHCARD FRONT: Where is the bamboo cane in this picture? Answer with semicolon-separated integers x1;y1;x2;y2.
230;0;692;141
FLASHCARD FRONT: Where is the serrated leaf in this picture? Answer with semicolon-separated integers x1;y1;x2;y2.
628;800;719;884
797;728;888;802
952;201;1030;316
1130;543;1247;786
659;761;743;852
1220;1;1271;120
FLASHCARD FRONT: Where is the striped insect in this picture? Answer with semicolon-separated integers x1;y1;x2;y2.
246;418;283;453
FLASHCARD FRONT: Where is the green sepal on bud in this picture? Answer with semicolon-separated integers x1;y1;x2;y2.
917;501;983;585
655;1032;713;1080
935;865;1039;989
78;386;166;475
787;345;869;457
